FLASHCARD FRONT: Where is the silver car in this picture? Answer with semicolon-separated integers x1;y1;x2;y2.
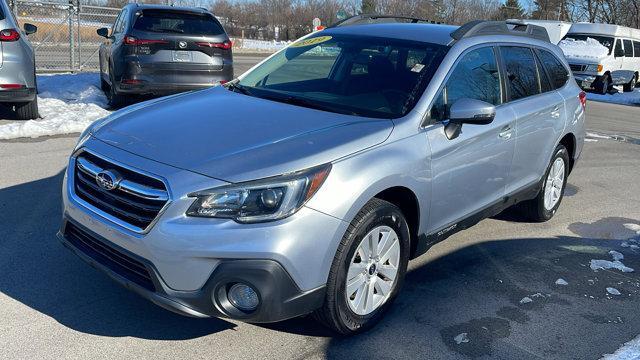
58;17;585;335
0;0;38;119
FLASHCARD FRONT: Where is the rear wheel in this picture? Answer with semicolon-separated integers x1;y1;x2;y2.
14;97;39;120
107;77;124;108
313;198;410;335
518;145;569;222
623;74;637;92
596;75;610;95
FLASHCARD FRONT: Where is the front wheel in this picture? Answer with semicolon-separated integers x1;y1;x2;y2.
314;198;410;335
519;145;569;222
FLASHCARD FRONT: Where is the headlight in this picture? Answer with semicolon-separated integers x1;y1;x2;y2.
585;64;603;73
186;164;331;223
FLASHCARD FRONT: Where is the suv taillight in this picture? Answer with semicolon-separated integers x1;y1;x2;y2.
0;29;20;42
196;40;232;50
579;91;587;108
123;35;168;46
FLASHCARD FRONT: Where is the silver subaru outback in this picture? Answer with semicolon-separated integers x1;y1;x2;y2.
59;17;585;335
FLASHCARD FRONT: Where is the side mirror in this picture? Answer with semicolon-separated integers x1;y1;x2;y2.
450;98;496;125
97;27;110;38
23;23;37;35
444;98;496;140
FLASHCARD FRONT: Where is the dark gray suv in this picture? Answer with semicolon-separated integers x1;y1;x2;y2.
97;4;233;106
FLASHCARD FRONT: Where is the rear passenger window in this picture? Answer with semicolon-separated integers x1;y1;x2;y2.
624;40;634;57
615;40;624;56
430;47;501;121
501;47;540;101
537;49;569;90
635;41;640;57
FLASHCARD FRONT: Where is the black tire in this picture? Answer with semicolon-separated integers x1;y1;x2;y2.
106;66;124;108
623;74;637;92
313;198;410;335
596;75;610;95
14;97;39;120
101;77;109;92
518;145;570;222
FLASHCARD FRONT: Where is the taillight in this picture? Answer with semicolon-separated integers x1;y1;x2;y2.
579;91;587;108
0;84;24;89
196;40;232;50
124;36;168;46
0;29;20;42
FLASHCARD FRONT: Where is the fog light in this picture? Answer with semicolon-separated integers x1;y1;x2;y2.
227;283;259;312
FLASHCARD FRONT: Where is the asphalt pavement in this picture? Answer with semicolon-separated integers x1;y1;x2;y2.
1;93;639;358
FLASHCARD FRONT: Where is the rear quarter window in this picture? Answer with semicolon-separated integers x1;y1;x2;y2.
635;41;640;57
537;49;569;90
133;10;224;36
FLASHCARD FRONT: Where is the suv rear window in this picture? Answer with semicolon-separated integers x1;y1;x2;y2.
537;49;569;90
501;46;541;101
133;10;224;36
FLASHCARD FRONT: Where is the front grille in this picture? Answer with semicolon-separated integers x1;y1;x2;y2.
569;64;586;72
73;151;169;232
65;222;156;291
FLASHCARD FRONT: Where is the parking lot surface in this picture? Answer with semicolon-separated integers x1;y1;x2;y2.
1;93;639;358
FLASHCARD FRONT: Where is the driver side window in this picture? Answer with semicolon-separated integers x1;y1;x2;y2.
431;47;501;122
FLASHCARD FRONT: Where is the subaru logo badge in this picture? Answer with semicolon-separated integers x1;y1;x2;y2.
178;41;187;49
96;170;120;191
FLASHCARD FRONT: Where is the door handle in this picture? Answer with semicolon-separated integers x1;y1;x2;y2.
551;106;561;119
499;125;513;140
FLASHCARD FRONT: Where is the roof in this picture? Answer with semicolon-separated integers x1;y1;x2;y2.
568;23;640;40
322;23;459;45
126;3;210;15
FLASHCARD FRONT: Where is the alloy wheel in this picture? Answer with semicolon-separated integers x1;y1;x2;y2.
544;157;565;211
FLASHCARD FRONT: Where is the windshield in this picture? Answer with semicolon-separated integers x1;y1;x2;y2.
563;34;615;55
133;10;224;36
236;34;448;119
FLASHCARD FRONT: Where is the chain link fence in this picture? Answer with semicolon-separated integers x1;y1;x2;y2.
8;0;118;72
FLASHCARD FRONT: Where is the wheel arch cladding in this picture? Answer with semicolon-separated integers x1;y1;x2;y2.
374;186;420;259
559;133;576;173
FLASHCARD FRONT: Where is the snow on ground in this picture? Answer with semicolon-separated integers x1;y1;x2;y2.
587;88;640;106
232;38;291;52
555;278;569;286
0;73;110;140
454;333;469;344
601;334;640;360
559;37;609;61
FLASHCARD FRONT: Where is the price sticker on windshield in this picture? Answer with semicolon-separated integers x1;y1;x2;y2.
290;36;333;48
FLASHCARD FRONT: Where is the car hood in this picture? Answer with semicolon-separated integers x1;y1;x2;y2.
92;87;393;182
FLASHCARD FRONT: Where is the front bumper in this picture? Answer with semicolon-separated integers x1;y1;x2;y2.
0;87;36;103
58;219;325;322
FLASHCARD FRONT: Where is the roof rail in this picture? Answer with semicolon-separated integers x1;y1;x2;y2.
331;14;441;28
450;20;550;42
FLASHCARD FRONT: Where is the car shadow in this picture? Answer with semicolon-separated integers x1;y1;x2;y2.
317;219;640;359
0;171;235;340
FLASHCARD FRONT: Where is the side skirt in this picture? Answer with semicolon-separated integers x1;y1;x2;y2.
411;179;542;259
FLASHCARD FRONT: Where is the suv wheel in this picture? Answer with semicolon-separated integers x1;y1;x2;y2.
107;67;124;108
14;98;39;120
623;74;637;93
519;145;569;222
314;198;410;335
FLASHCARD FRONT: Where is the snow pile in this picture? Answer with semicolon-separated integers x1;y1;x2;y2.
601;334;640;360
0;73;110;140
454;333;470;344
232;38;291;52
555;278;569;286
590;250;635;273
606;287;621;296
559;37;609;60
587;88;640;106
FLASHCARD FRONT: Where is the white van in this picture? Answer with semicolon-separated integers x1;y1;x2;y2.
561;23;640;94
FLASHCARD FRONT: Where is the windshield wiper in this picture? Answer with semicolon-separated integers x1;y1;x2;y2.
227;82;252;96
274;95;358;116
